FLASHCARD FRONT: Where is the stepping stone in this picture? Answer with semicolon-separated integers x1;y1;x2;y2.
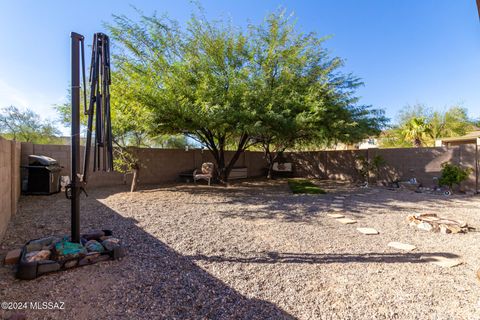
331;203;343;207
331;208;343;212
356;227;379;235
4;249;22;265
333;199;344;203
334;196;346;200
336;218;357;224
327;213;345;218
387;242;416;252
425;255;463;268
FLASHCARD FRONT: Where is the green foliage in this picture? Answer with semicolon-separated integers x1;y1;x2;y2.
438;162;472;188
380;104;475;148
248;12;386;176
400;117;431;147
107;9;386;182
0;106;61;144
429;106;474;141
288;179;326;194
113;145;139;174
378;128;412;148
150;134;193;149
54;86;191;149
54;90;89;128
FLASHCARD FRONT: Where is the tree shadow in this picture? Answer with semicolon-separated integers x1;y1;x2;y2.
167;179;465;223
285;147;477;192
187;251;459;265
0;189;294;320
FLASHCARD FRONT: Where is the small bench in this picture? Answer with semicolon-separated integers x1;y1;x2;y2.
229;167;248;180
272;162;294;178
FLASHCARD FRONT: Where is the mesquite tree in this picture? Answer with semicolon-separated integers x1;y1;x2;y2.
109;13;259;183
247;13;386;178
108;10;385;182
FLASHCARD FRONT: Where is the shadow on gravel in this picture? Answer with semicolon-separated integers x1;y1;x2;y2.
188;251;460;265
167;180;468;222
0;189;294;320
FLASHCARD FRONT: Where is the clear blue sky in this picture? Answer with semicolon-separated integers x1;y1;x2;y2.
1;0;479;134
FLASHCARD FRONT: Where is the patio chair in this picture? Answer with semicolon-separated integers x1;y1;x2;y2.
193;162;214;186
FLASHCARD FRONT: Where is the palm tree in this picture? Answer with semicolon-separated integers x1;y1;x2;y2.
401;117;431;147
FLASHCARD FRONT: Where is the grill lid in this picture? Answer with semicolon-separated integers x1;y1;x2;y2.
28;155;58;167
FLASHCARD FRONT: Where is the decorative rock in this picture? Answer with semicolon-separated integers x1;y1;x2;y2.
440;225;451;234
64;259;78;269
446;224;462;234
92;254;111;263
37;260;61;274
102;237;121;251
78;252;101;266
4;249;22;265
327;213;345;218
83;230;105;241
336;218;357;224
25;250;51;262
356;227;379;235
417;222;433;232
426;256;463;268
30;236;61;247
25;242;43;253
407;213;470;234
85;240;105;253
54;240;87;261
99;235;113;241
387;242;417;252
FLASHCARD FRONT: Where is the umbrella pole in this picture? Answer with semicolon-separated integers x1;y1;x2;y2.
70;32;84;243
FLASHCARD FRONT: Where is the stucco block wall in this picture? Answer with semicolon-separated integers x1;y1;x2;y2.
0;137;21;240
288;145;477;191
21;143;477;191
21;144;269;187
2;140;478;241
21;143;127;188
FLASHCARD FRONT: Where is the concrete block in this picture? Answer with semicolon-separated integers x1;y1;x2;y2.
4;248;22;265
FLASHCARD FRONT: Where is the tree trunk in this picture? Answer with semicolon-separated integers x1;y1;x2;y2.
130;168;139;192
414;138;421;148
221;135;250;184
263;142;282;180
221;149;243;184
267;164;274;179
266;152;275;179
200;132;250;186
264;142;274;179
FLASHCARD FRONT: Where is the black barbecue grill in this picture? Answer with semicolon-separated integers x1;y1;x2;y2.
22;155;62;195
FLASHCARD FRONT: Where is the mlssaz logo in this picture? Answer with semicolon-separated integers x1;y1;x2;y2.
30;301;65;310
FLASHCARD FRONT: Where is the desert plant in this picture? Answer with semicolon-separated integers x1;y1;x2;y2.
355;154;386;183
439;162;472;189
112;143;142;192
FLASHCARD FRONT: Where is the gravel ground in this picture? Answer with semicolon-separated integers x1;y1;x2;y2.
1;179;480;320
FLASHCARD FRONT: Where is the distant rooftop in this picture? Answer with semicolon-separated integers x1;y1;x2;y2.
439;130;480;144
